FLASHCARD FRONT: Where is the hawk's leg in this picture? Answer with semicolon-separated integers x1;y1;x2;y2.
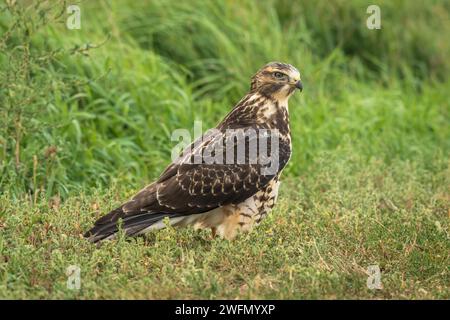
211;227;217;238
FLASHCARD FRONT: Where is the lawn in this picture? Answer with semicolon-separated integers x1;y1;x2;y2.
0;0;449;299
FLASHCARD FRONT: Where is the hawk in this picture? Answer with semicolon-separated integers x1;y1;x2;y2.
85;62;302;243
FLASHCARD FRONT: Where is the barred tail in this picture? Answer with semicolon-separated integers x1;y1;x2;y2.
84;207;183;243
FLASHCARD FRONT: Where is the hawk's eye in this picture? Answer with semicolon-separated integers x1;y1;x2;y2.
273;72;286;79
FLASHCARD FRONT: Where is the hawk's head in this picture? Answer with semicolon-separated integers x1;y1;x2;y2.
250;62;302;100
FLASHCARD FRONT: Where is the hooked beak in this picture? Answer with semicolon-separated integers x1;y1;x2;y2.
295;80;303;91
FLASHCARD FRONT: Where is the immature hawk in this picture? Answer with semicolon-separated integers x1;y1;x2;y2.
85;62;302;243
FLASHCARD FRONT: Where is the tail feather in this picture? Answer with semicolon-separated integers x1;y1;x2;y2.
84;209;183;243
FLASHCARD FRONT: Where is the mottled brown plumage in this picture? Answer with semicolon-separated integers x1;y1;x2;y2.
85;62;302;242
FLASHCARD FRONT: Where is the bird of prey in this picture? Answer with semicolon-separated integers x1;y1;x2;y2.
85;62;302;243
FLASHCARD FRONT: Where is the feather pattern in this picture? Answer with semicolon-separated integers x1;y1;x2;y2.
84;62;302;242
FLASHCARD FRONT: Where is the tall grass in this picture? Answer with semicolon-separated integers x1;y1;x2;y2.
0;0;449;198
0;0;449;300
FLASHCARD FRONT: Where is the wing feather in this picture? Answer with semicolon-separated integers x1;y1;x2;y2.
84;126;281;241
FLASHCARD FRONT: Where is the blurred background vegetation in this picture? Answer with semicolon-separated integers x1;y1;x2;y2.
0;0;449;300
0;0;449;198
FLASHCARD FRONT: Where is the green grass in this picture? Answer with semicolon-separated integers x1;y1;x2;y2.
0;0;449;299
1;152;448;299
